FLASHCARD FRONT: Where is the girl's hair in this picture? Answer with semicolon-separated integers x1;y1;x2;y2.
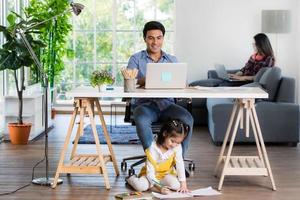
156;119;189;146
254;33;274;58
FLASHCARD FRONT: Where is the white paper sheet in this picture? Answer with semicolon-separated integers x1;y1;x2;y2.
152;186;221;199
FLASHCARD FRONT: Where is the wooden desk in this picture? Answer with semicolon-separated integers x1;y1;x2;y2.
52;86;276;191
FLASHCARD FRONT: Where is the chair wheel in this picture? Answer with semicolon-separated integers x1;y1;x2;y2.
128;168;135;176
189;162;195;171
121;161;127;171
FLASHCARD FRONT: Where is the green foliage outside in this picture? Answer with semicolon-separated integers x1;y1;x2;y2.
26;0;73;89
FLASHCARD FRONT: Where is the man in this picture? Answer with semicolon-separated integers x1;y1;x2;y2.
127;21;193;160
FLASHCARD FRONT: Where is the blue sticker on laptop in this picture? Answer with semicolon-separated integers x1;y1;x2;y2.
161;72;172;82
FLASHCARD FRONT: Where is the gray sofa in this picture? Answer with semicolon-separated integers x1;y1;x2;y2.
190;67;300;146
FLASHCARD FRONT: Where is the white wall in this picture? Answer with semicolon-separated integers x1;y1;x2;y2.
297;1;300;102
175;0;299;102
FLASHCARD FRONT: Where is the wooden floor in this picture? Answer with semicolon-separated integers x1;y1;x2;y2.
0;114;300;200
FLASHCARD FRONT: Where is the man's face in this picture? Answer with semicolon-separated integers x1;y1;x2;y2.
144;29;164;54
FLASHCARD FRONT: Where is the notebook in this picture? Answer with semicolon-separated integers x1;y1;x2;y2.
214;64;243;82
145;63;187;89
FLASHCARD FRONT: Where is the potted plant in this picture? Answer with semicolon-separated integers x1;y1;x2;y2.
90;69;115;92
0;12;46;144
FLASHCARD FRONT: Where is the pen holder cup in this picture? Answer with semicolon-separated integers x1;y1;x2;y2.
124;79;136;92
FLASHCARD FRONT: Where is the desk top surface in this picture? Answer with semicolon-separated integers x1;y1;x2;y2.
67;86;268;99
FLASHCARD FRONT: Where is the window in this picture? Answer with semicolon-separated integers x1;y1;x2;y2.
56;0;175;104
0;0;29;96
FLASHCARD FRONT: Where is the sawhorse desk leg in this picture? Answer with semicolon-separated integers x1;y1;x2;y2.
52;97;119;189
214;98;276;191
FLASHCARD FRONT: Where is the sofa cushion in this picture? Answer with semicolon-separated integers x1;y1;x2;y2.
241;81;262;88
258;67;281;101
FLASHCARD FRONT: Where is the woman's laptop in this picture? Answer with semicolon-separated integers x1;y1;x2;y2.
145;63;187;89
214;64;243;82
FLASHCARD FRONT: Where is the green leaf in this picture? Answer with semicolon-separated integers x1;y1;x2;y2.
11;11;24;21
7;13;17;26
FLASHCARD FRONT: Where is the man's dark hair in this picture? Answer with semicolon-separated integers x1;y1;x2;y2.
143;21;165;39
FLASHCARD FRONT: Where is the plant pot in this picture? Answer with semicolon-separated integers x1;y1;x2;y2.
8;123;32;145
98;84;107;92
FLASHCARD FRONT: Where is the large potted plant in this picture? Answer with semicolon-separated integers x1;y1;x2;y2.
0;12;45;144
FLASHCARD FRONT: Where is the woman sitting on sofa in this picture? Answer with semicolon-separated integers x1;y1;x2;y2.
229;33;275;81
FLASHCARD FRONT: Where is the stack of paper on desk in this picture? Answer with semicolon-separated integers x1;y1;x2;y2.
152;186;221;199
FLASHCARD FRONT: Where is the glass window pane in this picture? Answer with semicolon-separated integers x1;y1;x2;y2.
116;32;137;62
0;72;3;96
94;63;113;73
56;62;74;102
117;0;135;30
7;1;16;13
157;0;174;29
162;31;175;54
7;71;16;95
74;0;94;30
96;32;113;62
75;63;94;85
63;35;74;62
96;0;112;30
135;32;146;52
115;64;126;86
75;32;94;61
135;0;155;29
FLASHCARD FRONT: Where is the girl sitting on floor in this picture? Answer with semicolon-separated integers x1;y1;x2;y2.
126;119;190;194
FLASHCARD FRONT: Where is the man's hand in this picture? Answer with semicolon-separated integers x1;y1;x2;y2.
137;77;145;87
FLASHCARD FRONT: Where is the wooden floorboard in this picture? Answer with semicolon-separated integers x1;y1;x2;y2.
0;114;299;200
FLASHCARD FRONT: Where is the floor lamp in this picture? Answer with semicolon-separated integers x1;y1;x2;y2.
261;10;291;58
17;2;84;186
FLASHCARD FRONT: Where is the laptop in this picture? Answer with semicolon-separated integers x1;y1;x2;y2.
145;63;187;89
214;64;242;82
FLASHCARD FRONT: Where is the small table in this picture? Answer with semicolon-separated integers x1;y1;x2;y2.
52;86;276;190
52;97;119;189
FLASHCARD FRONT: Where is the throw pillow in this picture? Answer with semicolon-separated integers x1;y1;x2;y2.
253;67;269;82
258;67;282;101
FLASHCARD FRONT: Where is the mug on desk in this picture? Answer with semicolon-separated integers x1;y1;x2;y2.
124;78;136;92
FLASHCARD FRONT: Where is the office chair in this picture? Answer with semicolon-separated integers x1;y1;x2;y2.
121;98;195;176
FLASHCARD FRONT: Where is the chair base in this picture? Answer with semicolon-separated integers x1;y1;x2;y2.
121;155;195;176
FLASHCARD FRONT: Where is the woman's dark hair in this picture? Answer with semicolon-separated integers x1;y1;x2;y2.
254;33;274;58
143;21;165;39
156;119;189;146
